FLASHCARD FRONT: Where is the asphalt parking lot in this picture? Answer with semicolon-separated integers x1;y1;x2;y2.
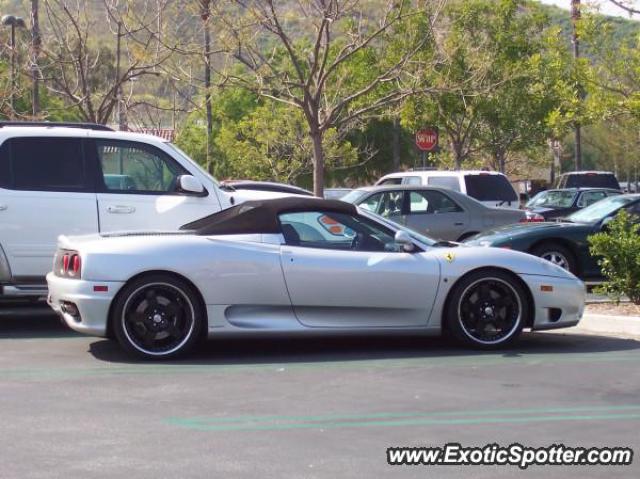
1;305;639;478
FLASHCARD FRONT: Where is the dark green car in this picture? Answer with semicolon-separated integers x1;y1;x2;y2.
465;194;640;280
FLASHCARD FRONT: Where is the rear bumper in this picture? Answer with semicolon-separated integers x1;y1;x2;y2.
520;274;586;331
46;273;124;337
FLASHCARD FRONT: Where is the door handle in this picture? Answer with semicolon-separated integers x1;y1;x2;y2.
454;222;464;226
0;204;7;211
107;205;136;214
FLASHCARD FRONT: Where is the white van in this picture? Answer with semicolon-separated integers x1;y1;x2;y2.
0;122;290;300
375;170;519;210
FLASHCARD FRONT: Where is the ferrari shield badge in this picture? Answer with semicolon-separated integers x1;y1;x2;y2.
444;251;455;263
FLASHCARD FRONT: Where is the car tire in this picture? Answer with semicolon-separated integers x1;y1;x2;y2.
112;274;205;360
445;269;529;349
531;243;577;274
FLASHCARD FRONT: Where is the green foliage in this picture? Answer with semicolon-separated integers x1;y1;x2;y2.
589;209;640;304
401;0;557;172
175;87;359;187
215;102;358;185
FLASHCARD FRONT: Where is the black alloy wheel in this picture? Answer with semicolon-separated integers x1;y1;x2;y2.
446;270;528;349
112;274;204;359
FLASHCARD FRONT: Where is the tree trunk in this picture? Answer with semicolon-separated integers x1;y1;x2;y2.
451;139;463;169
31;0;41;117
311;129;325;197
115;22;127;130
203;17;213;174
496;150;506;173
392;118;401;170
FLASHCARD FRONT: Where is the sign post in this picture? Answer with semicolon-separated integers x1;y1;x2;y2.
415;127;439;168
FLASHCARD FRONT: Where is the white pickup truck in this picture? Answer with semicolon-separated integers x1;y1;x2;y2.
0;122;280;300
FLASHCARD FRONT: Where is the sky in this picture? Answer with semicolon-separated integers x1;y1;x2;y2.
538;0;638;18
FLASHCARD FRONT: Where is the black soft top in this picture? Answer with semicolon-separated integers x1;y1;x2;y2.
180;197;357;235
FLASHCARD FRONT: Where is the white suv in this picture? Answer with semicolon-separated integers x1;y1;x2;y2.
375;170;519;210
0;122;278;299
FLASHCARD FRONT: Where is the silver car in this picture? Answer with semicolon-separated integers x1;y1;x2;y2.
47;197;583;359
342;186;525;241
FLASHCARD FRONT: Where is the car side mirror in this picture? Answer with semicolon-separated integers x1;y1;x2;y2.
177;175;205;195
394;230;415;252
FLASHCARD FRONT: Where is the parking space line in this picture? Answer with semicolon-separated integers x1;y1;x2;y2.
167;404;640;432
0;350;639;380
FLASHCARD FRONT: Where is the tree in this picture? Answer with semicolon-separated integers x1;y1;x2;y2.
31;0;42;116
608;0;640;15
175;86;360;185
40;0;167;124
402;0;557;171
216;102;358;184
213;0;446;196
199;0;214;172
473;2;556;173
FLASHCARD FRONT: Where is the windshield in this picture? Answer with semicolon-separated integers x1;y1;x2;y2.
341;189;368;204
165;143;219;187
564;173;620;189
567;195;636;223
464;174;518;202
527;190;577;208
359;208;438;247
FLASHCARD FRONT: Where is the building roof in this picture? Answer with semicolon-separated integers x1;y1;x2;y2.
123;127;175;141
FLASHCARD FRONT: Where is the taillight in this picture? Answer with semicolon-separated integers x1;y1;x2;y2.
71;254;81;277
62;254;70;273
521;211;545;223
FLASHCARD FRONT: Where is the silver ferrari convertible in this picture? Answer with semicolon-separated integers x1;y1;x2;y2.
47;197;585;359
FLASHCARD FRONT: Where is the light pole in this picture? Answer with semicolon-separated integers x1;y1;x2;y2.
2;15;26;115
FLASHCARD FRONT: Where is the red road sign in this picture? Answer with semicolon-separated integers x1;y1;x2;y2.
416;128;438;151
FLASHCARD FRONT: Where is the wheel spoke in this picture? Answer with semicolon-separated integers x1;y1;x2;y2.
479;283;493;302
165;303;183;321
494;296;513;309
141;329;157;348
166;322;184;339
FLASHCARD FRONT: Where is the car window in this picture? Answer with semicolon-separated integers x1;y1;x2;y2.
279;211;400;252
378;178;403;186
427;176;461;192
577;191;607;208
569;195;636;223
358;191;404;218
564;173;620;189
409;190;462;214
341;189;367;204
528;190;576;208
464;174;517;202
97;140;187;193
0;137;87;192
402;176;422;186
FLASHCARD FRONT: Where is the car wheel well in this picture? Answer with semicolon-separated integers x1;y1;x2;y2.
528;239;579;276
106;270;208;340
442;267;535;330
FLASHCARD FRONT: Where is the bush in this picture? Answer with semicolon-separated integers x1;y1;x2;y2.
589;209;640;304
